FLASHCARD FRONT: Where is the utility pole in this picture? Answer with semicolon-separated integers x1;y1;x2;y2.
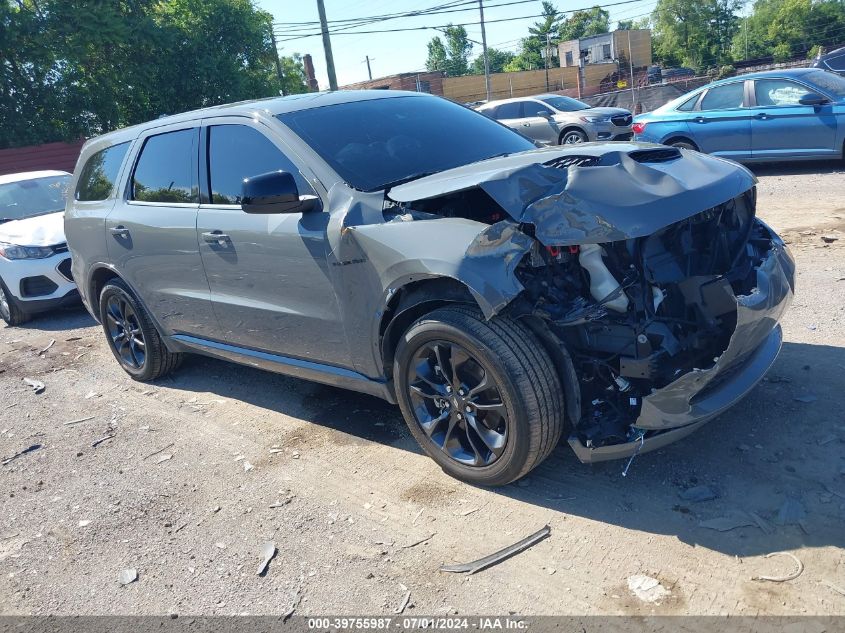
270;32;286;95
744;17;748;60
363;55;373;81
627;30;636;111
316;0;338;91
478;0;491;101
544;32;551;92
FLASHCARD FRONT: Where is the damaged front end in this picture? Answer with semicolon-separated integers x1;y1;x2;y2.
386;144;795;462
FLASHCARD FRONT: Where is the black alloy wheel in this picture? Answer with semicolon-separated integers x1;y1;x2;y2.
104;294;146;369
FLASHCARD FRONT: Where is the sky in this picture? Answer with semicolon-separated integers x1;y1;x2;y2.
256;0;660;89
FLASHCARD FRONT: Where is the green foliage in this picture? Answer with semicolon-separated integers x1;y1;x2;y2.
470;48;516;74
280;54;309;95
652;0;742;70
729;0;845;62
560;6;611;40
507;2;564;70
616;17;651;31
0;0;285;149
425;25;473;76
718;64;737;78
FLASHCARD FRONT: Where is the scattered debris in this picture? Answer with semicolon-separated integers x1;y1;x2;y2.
403;533;435;549
282;585;303;621
118;568;138;585
38;339;56;355
793;394;818;403
142;443;175;460
459;507;480;517
215;542;226;549
627;575;671;603
440;525;550;575
774;498;806;527
269;499;293;509
155;454;173;464
256;541;277;576
84;391;100;400
680;485;718;502
699;514;755;532
22;378;45;394
63;416;95;426
752;552;804;583
820;234;839;243
243;461;254;472
412;508;423;525
394;585;412;614
91;434;116;448
79;520;91;527
2;444;42;466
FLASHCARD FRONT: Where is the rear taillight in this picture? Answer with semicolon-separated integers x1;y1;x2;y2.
632;121;647;135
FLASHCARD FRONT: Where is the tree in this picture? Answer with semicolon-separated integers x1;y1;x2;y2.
616;17;651;31
470;48;516;74
425;25;472;76
652;0;741;70
0;0;284;149
280;54;309;95
560;6;611;40
507;2;564;70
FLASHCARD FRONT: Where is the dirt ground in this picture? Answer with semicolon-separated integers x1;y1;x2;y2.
1;161;844;617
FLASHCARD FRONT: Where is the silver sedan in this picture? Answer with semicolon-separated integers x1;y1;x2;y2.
477;94;633;145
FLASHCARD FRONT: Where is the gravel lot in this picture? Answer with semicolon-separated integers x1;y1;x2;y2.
1;161;844;616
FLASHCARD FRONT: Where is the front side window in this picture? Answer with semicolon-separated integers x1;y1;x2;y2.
0;174;71;222
754;79;806;106
528;103;553;117
494;102;523;119
132;129;197;204
277;95;534;192
699;82;745;110
75;142;129;202
207;125;313;205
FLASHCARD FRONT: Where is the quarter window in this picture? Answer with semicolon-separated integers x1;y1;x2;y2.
75;142;129;202
677;93;700;111
754;79;806;106
699;82;745;110
207;125;313;205
132;129;197;204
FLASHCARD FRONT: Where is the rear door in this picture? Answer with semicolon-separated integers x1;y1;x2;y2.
749;77;838;159
196;117;351;366
105;123;217;338
687;81;752;160
492;101;527;133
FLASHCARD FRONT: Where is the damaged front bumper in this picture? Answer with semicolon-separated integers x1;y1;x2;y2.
568;223;795;463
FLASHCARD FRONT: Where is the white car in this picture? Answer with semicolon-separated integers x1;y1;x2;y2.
0;170;77;326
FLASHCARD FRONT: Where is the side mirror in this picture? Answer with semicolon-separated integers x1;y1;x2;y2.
241;170;319;214
537;110;553;119
798;92;829;106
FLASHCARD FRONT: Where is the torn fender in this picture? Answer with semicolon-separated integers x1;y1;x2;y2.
388;143;757;246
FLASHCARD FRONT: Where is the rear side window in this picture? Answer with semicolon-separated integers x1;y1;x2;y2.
494;102;523;119
132;129;197;204
699;83;745;110
75;142;129;201
207;125;313;205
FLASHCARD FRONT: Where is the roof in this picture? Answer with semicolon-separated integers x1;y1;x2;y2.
89;90;431;146
0;170;70;185
478;94;557;108
717;67;821;83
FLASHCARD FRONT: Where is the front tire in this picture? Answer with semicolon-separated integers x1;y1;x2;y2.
0;277;29;326
394;306;564;486
560;129;588;145
99;278;182;381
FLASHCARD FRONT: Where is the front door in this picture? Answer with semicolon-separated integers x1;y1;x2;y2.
750;78;838;159
196;118;351;367
105;124;217;338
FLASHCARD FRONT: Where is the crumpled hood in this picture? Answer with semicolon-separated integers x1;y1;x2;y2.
388;143;756;246
0;211;66;247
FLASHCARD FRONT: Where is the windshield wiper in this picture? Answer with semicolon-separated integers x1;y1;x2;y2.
378;171;439;192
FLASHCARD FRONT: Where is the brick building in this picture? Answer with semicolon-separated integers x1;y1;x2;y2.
341;71;445;95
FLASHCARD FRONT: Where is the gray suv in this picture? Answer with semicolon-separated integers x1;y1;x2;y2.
66;91;793;486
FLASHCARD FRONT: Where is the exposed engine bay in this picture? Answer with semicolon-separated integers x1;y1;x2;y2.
382;147;794;456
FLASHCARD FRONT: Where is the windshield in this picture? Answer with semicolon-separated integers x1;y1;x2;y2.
806;70;845;99
0;175;70;222
538;95;591;112
277;96;535;191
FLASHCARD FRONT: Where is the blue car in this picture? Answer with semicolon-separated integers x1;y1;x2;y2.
633;68;845;162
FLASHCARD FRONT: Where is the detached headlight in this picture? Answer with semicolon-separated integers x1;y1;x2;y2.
0;242;55;260
580;115;609;123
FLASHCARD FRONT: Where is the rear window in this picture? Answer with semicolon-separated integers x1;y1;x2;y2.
132;129;198;204
0;175;71;222
806;69;845;98
75;142;129;202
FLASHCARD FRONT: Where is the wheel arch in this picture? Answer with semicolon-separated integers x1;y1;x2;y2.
663;135;700;151
558;126;588;144
87;265;122;322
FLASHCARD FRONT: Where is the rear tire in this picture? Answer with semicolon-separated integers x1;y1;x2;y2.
394;305;564;486
667;138;698;151
0;277;30;326
99;278;182;381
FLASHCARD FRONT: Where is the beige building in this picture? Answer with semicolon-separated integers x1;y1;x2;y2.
558;29;652;69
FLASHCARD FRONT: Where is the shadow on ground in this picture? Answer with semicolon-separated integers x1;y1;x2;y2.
161;338;845;559
748;160;844;178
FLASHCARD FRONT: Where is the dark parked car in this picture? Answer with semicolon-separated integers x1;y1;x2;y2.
633;68;845;161
814;45;845;76
661;67;696;81
65;91;794;485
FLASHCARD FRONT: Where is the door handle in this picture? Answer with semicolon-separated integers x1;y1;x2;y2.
109;226;130;239
694;117;706;124
202;231;231;245
755;113;770;120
